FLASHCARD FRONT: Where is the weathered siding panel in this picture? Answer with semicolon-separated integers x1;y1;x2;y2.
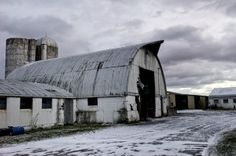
188;96;195;109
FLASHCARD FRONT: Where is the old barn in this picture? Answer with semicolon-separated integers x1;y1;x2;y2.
5;40;167;125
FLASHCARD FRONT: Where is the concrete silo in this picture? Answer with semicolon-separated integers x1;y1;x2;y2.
5;38;36;77
36;36;58;60
5;36;58;78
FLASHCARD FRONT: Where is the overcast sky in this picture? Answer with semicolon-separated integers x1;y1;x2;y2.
1;0;236;95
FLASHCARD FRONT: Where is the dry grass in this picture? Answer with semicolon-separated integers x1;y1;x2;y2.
0;124;108;147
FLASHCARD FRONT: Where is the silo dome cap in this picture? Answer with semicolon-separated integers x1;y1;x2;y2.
36;36;58;47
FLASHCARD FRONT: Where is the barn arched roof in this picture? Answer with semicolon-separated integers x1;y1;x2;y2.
7;40;164;98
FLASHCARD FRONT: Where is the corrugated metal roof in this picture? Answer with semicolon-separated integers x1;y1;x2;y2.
7;40;164;98
0;80;74;98
209;87;236;97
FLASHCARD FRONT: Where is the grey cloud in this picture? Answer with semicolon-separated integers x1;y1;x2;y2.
123;19;144;29
225;4;236;17
164;60;236;88
153;25;236;66
158;0;219;9
157;26;200;41
0;14;72;38
58;38;92;57
0;0;22;5
152;24;236;88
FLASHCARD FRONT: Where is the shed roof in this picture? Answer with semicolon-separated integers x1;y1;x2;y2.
0;80;74;98
209;87;236;97
7;40;164;98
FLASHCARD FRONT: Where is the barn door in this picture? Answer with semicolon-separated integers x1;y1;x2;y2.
64;99;74;125
138;67;156;120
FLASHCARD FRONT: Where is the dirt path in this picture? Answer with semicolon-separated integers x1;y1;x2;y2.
1;110;236;156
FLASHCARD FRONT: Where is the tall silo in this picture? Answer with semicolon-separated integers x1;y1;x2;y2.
5;38;36;77
36;36;58;60
5;36;58;78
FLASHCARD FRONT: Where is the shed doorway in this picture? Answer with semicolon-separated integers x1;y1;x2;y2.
194;96;201;109
64;99;74;125
35;46;42;61
138;67;156;120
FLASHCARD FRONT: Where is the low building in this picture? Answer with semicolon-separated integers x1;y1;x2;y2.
168;91;208;110
0;80;75;129
209;87;236;109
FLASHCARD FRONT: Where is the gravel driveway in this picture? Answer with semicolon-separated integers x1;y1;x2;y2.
1;110;236;156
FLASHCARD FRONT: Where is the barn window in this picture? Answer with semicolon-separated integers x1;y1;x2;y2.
233;99;236;103
223;99;228;104
0;97;6;110
20;97;32;109
42;98;52;109
88;98;98;106
214;99;219;104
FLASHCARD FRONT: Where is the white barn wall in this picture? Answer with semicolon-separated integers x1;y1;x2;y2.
7;97;20;127
155;97;162;117
19;109;32;128
76;97;126;123
0;110;7;128
32;98;58;127
163;98;168;115
125;96;140;122
57;99;65;125
209;97;236;109
0;97;70;129
128;49;167;117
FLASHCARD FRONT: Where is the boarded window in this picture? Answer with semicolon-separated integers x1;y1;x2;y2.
233;99;236;103
0;97;6;110
223;99;228;104
42;98;52;109
214;99;219;104
20;98;32;109
88;98;98;106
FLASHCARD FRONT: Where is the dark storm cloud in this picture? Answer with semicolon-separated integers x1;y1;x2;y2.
221;1;236;17
0;14;72;37
152;24;236;88
154;25;236;66
157;26;200;41
164;60;236;88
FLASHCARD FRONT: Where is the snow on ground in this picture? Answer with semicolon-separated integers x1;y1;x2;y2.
1;110;236;156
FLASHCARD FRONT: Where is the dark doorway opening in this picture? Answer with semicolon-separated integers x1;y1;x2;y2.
35;46;42;61
138;67;156;120
176;95;188;110
194;96;201;109
64;99;74;125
